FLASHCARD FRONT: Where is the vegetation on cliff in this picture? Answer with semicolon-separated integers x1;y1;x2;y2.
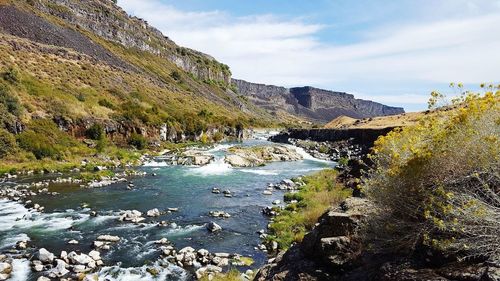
365;86;499;261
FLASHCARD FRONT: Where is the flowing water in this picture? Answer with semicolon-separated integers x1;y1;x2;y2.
0;137;335;280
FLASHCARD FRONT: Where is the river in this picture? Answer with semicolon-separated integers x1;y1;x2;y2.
0;135;335;280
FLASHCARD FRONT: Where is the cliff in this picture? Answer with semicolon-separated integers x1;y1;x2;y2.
233;79;405;123
30;0;231;84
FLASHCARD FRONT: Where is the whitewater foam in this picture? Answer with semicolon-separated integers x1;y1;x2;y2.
97;262;188;281
143;161;169;167
9;259;31;281
291;145;334;164
0;199;90;232
186;158;233;176
240;169;279;176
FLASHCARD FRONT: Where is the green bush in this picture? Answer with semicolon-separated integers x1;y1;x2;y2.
85;124;105;140
16;119;83;160
17;130;59;160
0;128;16;158
170;70;182;81
0;85;22;116
98;98;115;109
267;169;350;249
2;67;19;84
365;89;499;261
128;133;147;149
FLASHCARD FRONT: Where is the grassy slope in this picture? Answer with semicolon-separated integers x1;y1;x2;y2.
0;0;285;172
267;169;351;250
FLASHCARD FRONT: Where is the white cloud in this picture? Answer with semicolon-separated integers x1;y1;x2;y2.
118;0;500;110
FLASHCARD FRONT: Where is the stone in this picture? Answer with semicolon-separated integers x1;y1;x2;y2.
119;210;144;223
88;250;101;261
207;222;222;232
179;247;195;254
0;263;12;275
38;248;55;264
155;238;169;245
51;259;69;277
83;274;98;281
272;200;281;205
16;240;28;249
97;235;120;242
263;191;272;195
197;249;209;257
146;208;161;217
37;277;51;281
68;239;79;245
68;252;93;265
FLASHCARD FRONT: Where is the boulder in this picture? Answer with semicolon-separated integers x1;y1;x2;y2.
207;222;222;232
51;259;69;277
37;277;51;281
38;248;55;264
119;210;144;223
154;238;169;245
88;250;101;261
0;262;12;275
68;252;93;265
97;235;120;242
146;208;161;217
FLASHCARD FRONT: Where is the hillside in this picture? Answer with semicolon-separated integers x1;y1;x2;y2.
0;0;404;170
233;79;405;123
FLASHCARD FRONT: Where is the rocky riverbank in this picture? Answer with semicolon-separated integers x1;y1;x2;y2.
255;197;500;281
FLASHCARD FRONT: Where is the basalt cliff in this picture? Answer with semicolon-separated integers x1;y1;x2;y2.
232;79;404;123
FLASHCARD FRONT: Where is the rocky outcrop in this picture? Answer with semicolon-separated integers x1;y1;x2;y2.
255;197;373;281
1;0;230;83
233;79;404;123
224;145;303;167
271;127;396;146
255;197;500;281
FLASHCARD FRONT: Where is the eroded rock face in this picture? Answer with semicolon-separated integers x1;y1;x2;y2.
255;197;500;281
30;0;231;83
233;79;404;123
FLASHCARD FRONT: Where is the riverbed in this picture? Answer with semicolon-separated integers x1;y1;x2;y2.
0;136;335;280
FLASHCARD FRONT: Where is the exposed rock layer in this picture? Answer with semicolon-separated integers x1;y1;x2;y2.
233;79;405;123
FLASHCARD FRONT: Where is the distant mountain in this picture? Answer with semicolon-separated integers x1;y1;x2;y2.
232;79;405;123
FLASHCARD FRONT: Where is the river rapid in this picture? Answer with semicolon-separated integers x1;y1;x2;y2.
0;134;335;280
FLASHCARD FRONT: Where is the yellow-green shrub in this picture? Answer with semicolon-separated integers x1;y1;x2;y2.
364;87;499;261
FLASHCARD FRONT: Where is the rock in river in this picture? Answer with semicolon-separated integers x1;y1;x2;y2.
207;222;222;232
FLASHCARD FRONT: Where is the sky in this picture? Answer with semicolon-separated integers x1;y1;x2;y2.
118;0;500;111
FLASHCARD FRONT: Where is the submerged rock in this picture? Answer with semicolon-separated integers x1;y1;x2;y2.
207;222;222;232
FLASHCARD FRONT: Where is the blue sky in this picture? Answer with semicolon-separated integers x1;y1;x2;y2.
119;0;500;111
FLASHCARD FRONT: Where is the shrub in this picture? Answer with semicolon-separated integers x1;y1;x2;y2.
16;119;84;160
2;67;19;84
128;133;147;149
98;98;115;109
267;169;350;249
0;85;22;116
17;130;59;160
0;128;16;158
170;70;182;81
85;124;105;140
364;88;499;261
